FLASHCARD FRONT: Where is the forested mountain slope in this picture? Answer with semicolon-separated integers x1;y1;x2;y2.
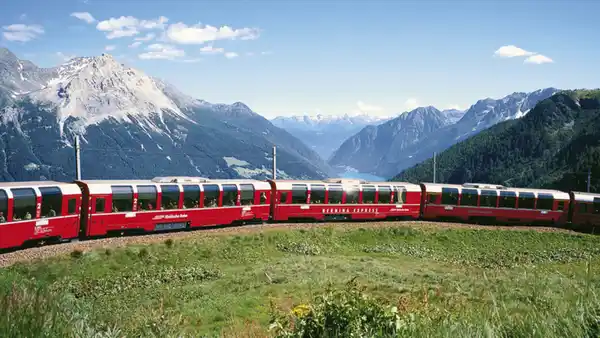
393;89;600;192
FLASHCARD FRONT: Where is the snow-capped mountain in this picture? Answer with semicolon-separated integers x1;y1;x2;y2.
0;47;333;181
329;88;560;178
270;113;391;159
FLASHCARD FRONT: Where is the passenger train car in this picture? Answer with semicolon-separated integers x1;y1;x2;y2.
0;177;598;251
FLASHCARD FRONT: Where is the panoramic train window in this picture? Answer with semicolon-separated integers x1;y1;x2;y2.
222;185;238;206
291;184;308;204
518;192;535;209
11;188;36;221
460;189;478;207
394;186;407;204
377;186;391;204
95;198;106;213
39;186;62;217
0;190;7;222
160;185;180;210
362;185;376;204
536;194;554;210
239;184;254;206
203;184;219;208
183;185;201;208
68;198;77;215
480;190;497;208
345;186;359;204
111;186;134;212
594;198;600;214
441;187;459;205
328;185;343;204
499;191;517;208
279;192;289;204
137;185;157;211
310;185;325;204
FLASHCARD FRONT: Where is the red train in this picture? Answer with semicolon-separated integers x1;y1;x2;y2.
0;177;598;251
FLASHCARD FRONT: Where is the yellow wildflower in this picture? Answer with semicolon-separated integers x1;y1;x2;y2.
292;304;311;318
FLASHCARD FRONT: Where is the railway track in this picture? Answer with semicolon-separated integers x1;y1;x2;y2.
0;220;578;268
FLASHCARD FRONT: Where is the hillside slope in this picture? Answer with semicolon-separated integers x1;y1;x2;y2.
393;89;600;192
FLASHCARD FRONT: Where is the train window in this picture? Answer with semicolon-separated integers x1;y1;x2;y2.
291;184;308;204
310;185;326;204
95;198;106;213
393;186;407;204
137;185;157;211
441;187;459;206
536;194;554;210
480;190;497;208
594;199;600;214
68;198;77;215
279;192;289;204
183;185;201;208
460;189;478;207
203;184;219;208
362;185;376;204
557;201;565;211
499;191;516;208
578;203;588;213
260;191;268;204
222;185;238;206
239;184;254;206
111;186;134;212
39;186;62;218
0;190;7;223
428;194;439;204
517;192;535;209
328;186;343;204
377;186;391;204
11;188;36;221
345;186;359;204
160;185;180;210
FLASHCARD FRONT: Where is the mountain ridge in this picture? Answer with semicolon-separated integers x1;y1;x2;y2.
0;47;333;181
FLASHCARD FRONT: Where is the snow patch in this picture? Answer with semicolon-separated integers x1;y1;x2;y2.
223;156;249;167
166;156;171;161
24;163;40;171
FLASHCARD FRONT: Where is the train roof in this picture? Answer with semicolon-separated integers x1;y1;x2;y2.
76;177;271;195
421;182;570;199
0;181;81;195
571;191;600;203
268;179;422;192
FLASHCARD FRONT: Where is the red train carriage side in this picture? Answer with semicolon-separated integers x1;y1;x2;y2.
421;183;570;225
75;176;271;237
0;181;81;250
268;178;422;222
569;191;600;231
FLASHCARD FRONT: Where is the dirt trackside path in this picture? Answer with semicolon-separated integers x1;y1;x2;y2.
0;220;580;268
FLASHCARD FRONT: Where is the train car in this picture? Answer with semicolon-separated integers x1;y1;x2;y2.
75;176;271;237
267;178;422;222
421;183;570;225
0;181;82;250
569;191;600;231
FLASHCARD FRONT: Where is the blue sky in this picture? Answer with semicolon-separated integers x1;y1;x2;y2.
1;0;599;119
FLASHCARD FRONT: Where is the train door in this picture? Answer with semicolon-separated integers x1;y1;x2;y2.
89;195;108;236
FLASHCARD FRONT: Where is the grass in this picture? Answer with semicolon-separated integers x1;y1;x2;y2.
1;223;600;337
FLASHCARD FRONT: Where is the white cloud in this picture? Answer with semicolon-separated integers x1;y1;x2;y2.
260;51;272;55
19;14;27;21
135;33;155;41
524;54;554;64
2;24;44;42
224;52;239;59
404;98;419;111
104;45;116;51
445;104;462;110
56;52;76;62
96;16;168;39
70;12;96;24
493;45;535;58
493;44;553;65
129;41;142;48
165;22;259;44
355;101;384;114
138;43;184;60
200;45;225;54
